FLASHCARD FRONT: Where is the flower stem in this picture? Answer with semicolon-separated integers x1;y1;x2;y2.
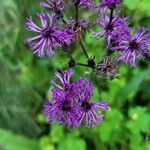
107;8;114;55
79;41;89;59
74;2;90;59
75;2;79;23
109;8;114;25
90;69;95;81
77;63;91;68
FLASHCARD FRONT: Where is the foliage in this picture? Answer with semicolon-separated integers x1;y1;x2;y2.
0;0;150;150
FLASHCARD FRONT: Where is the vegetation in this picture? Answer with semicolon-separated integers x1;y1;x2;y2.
0;0;150;150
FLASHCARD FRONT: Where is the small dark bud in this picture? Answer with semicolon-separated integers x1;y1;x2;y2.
55;10;63;19
110;5;116;10
62;44;70;52
87;57;96;68
139;60;148;69
73;0;80;7
68;59;76;68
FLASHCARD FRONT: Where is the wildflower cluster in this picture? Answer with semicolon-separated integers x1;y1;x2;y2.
25;0;150;128
44;69;109;128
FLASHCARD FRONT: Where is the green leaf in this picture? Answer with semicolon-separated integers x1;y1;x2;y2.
115;69;150;106
99;109;123;142
39;136;54;150
129;133;143;150
50;124;64;143
0;129;38;150
58;135;86;150
127;107;150;133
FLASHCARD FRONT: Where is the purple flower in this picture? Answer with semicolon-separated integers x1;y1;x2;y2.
44;69;109;128
76;82;109;127
94;11;128;47
97;57;119;79
43;96;80;128
44;69;87;128
51;69;87;98
25;13;72;57
100;0;122;9
112;27;150;67
41;0;66;12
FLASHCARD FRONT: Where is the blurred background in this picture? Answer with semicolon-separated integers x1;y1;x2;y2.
0;0;150;150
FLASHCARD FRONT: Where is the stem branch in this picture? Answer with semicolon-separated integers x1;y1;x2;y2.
109;8;114;25
79;41;89;59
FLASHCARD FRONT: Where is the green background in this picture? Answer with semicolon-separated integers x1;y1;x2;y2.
0;0;150;150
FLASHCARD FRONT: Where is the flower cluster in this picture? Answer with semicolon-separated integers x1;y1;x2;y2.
97;57;119;80
25;0;150;128
43;69;109;128
95;1;150;68
25;0;91;58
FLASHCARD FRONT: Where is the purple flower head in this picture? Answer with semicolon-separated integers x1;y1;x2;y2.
100;0;122;9
76;82;109;127
94;11;128;47
44;69;110;128
43;96;80;128
113;27;150;67
41;0;66;12
25;13;72;57
97;57;119;79
51;69;87;98
73;0;95;9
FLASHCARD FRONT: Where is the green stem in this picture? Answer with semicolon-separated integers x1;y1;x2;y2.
79;41;89;59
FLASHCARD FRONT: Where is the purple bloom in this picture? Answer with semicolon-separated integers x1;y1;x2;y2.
25;13;72;57
41;0;66;12
43;96;80;128
44;69;109;128
112;27;150;67
97;57;119;79
76;82;109;127
44;69;87;128
51;69;87;98
100;0;122;9
94;11;128;47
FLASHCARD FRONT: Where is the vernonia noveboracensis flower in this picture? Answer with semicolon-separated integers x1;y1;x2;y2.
51;69;88;98
96;57;119;79
25;13;72;57
43;69;109;128
76;81;109;127
94;10;129;48
112;27;150;67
